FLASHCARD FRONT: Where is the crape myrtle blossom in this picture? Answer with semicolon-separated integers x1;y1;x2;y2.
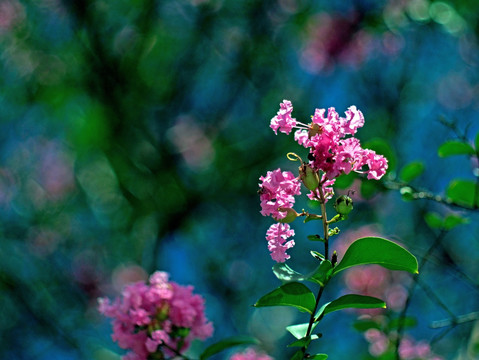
270;100;296;135
307;174;336;203
271;100;388;180
259;168;301;220
98;271;213;360
260;101;387;263
364;329;443;360
266;223;295;263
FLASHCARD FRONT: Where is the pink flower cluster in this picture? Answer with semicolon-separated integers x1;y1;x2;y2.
258;169;301;262
270;100;296;135
271;100;388;180
260;102;387;263
266;223;295;263
259;168;301;220
98;271;213;360
365;329;443;360
230;347;273;360
344;264;408;314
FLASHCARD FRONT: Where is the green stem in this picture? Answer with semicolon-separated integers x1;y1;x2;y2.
301;184;330;359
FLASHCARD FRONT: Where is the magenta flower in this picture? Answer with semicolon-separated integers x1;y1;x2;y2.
307;174;336;203
266;223;295;263
272;100;388;181
270;100;296;135
98;271;213;360
259;168;301;220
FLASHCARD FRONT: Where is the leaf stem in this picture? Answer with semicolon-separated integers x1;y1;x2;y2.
301;183;330;359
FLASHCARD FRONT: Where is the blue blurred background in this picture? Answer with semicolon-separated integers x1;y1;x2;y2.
1;0;479;359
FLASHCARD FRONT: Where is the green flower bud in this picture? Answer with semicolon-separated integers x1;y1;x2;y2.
299;163;320;191
334;195;354;215
276;207;298;223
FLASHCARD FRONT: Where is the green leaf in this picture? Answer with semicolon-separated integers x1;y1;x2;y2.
308;355;328;360
291;350;305;360
446;179;478;208
199;336;259;360
316;295;386;318
254;282;316;314
424;212;444;229
399;161;425;182
272;261;333;286
272;263;306;283
475;131;479;152
310;251;325;261
287;334;320;347
332;237;419;275
444;214;469;230
307;260;333;286
286;322;318;340
352;319;381;332
438;140;475;157
307;234;324;242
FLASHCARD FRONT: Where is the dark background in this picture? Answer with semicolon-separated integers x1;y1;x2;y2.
1;0;479;359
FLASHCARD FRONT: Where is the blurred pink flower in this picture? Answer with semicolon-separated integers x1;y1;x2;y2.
230;347;273;360
99;271;213;359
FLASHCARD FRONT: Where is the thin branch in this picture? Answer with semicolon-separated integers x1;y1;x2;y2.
394;229;447;359
431;311;479;329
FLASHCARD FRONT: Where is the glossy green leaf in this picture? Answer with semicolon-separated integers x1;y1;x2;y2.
310;251;325;261
308;354;328;360
438;140;475;157
291;350;305;360
446;179;477;208
399;161;425;182
199;336;259;360
316;295;386;318
307;234;324;242
254;282;316;314
424;212;443;229
286;322;318;340
272;263;306;283
444;214;469;230
272;261;333;286
287;334;320;347
332;237;419;275
307;260;333;286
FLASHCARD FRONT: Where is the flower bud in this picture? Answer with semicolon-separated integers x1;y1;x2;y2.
276;207;298;223
299;163;320;191
331;250;338;266
334;195;353;215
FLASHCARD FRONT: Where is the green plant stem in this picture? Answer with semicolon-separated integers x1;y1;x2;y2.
301;184;330;359
318;187;330;261
160;342;190;360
